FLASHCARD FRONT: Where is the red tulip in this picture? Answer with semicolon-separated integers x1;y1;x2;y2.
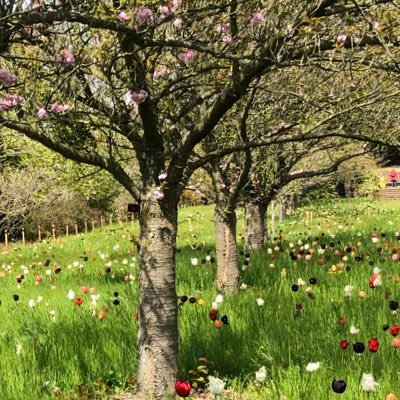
391;324;399;336
368;337;379;352
209;309;218;321
75;297;83;306
175;380;191;398
340;340;350;350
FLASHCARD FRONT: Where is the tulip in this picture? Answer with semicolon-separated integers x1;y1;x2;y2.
207;375;225;396
332;379;347;393
392;338;400;348
360;373;378;392
255;366;267;382
305;362;320;372
175;380;191;398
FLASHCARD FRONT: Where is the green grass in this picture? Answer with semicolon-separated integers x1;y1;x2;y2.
1;199;400;399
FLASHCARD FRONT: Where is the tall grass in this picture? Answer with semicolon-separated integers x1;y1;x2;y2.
0;199;400;399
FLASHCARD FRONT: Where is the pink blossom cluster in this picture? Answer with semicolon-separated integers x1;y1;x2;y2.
52;49;75;65
0;94;24;111
153;66;171;80
37;107;48;119
154;187;165;200
336;34;347;45
179;50;195;64
159;5;171;17
126;89;149;105
117;11;129;22
137;7;154;23
171;0;181;11
250;13;265;26
0;69;17;87
50;102;70;113
216;22;230;34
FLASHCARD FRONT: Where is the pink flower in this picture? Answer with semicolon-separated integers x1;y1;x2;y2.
0;100;14;111
37;107;48;119
173;18;182;28
159;5;171;17
137;7;153;22
158;172;168;181
336;34;347;45
216;23;230;34
153;66;171;80
0;69;17;87
154;187;164;200
128;89;148;105
222;34;232;43
117;11;129;21
52;49;75;65
50;102;70;113
179;50;195;63
171;0;181;11
0;94;24;110
62;49;75;65
32;2;41;12
250;13;265;26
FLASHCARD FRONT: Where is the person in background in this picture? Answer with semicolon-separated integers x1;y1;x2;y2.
388;168;398;187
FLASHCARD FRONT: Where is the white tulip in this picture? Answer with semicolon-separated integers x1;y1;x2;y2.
360;373;378;392
190;257;198;266
255;366;267;382
256;298;265;306
344;285;353;297
207;376;225;396
350;325;360;334
215;294;224;304
305;362;320;372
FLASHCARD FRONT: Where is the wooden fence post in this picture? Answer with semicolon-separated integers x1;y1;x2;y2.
22;228;25;245
271;201;275;235
74;223;78;235
65;224;69;236
52;224;56;239
109;214;113;225
84;221;88;233
38;225;41;242
100;216;104;227
4;229;8;248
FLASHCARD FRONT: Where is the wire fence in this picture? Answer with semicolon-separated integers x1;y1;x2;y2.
0;212;139;249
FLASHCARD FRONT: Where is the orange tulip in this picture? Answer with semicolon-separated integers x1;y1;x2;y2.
214;320;223;329
386;394;397;400
392;338;400;349
98;310;106;320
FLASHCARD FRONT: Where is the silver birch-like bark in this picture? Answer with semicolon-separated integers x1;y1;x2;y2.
135;194;178;400
244;201;267;251
214;206;239;291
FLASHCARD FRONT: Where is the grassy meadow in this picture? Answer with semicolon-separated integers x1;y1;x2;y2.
1;199;400;399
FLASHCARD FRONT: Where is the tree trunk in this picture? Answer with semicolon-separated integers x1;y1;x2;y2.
214;206;239;292
244;201;266;251
135;195;178;400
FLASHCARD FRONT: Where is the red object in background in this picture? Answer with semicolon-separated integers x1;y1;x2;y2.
340;340;350;350
175;380;191;398
368;337;379;352
209;309;218;321
390;324;399;336
75;297;83;306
